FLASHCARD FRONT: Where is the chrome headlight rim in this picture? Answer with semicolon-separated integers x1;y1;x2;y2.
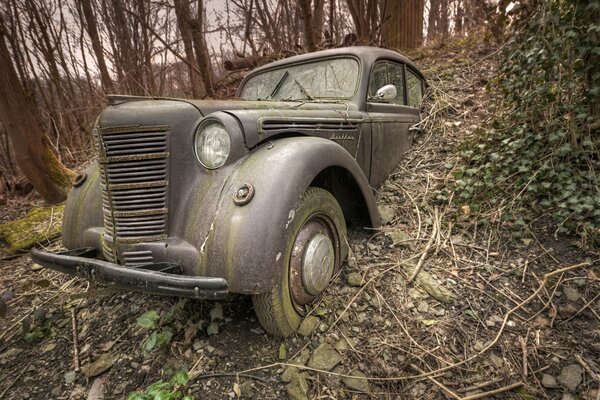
194;119;231;170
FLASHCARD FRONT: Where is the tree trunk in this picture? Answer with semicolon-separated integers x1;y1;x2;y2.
382;0;424;50
298;0;317;51
173;0;203;98
0;24;74;204
428;0;440;40
190;0;214;97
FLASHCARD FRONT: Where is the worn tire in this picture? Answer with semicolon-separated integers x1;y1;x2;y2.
252;187;348;337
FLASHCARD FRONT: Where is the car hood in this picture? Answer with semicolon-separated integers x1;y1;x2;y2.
184;99;351;116
184;99;363;148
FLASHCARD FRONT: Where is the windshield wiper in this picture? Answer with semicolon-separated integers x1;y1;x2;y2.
268;71;289;99
293;79;313;100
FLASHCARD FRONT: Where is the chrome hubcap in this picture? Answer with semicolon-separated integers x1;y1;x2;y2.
301;233;334;296
289;215;340;312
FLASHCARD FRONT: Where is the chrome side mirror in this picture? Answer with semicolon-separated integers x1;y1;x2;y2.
371;84;397;103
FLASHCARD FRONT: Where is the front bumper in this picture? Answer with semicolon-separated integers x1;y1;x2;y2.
30;248;228;300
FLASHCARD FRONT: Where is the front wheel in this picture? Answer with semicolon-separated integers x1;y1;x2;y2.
252;187;348;337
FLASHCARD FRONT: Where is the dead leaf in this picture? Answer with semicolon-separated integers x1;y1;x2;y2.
183;323;197;345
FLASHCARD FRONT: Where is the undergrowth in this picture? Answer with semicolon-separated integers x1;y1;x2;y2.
445;0;599;246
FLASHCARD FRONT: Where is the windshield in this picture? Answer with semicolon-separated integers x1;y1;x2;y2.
239;57;359;101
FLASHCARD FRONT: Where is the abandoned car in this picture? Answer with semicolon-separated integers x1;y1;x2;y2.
32;46;426;336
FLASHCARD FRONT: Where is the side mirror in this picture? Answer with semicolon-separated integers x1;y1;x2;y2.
370;84;397;102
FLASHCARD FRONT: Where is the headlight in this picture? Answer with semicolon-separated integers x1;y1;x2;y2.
194;121;231;169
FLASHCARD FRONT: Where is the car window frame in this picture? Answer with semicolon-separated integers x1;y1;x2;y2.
238;55;363;101
405;66;425;108
367;59;408;106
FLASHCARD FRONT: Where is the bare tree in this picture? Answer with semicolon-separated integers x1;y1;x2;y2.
0;16;74;203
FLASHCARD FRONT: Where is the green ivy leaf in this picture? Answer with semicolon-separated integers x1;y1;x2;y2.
137;310;160;329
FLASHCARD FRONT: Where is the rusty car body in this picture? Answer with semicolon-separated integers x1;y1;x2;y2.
32;46;426;336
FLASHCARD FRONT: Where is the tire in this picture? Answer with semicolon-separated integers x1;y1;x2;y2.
252;187;348;337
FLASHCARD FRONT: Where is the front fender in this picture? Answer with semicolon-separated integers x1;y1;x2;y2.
200;136;379;294
62;162;103;250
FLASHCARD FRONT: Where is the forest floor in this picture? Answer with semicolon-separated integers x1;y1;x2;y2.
0;40;599;400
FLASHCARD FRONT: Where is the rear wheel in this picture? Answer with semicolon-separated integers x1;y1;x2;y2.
252;187;347;337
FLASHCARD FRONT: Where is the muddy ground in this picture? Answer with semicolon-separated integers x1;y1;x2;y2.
1;41;599;400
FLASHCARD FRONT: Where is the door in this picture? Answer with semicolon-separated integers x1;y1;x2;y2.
367;61;421;187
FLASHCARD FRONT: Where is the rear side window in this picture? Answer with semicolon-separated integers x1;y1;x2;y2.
407;70;423;107
368;61;405;105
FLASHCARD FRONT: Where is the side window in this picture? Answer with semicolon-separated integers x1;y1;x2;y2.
406;69;423;108
387;63;405;105
368;62;406;105
369;63;387;98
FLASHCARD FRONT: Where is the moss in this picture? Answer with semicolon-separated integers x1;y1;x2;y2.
0;205;64;253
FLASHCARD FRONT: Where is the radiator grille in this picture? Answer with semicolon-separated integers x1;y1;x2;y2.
97;125;170;261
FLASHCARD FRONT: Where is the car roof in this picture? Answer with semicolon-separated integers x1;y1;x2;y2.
247;46;424;78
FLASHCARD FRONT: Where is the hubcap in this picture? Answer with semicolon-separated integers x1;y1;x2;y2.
301;233;334;296
289;215;340;312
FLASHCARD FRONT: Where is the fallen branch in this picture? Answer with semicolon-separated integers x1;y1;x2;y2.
71;308;80;372
461;381;523;400
408;207;439;282
236;262;590;382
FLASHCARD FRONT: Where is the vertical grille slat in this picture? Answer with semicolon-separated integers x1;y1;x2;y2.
98;125;169;261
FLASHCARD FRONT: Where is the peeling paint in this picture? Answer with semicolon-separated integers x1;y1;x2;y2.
199;222;215;254
285;209;295;229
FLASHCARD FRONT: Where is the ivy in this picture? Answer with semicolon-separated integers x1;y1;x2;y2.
449;0;600;245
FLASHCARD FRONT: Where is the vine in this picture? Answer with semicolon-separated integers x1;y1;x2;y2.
446;0;600;245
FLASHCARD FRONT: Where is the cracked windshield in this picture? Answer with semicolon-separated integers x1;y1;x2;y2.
240;57;359;100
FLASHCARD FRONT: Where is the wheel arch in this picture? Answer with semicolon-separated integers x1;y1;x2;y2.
310;165;373;229
201;136;380;294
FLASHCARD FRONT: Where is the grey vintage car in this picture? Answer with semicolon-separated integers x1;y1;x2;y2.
32;46;425;336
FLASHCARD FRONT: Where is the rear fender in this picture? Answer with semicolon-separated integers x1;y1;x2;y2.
201;136;379;293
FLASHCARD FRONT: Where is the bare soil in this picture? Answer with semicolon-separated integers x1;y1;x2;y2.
1;40;598;400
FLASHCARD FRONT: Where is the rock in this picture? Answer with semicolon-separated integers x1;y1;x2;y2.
386;229;412;248
207;323;219;336
210;303;223;321
564;287;581;302
297;316;319;337
378;205;395;225
51;386;62;397
347;272;363;287
489;353;503;368
239;381;253;398
541;374;558;389
278;343;287;360
281;366;299;383
250;327;264;335
64;371;77;384
308;343;343;371
341;371;370;393
286;371;309;400
405;263;455;303
81;354;119;378
417;301;429;313
292;349;311;366
558;364;583;392
87;377;105;400
334;337;358;353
